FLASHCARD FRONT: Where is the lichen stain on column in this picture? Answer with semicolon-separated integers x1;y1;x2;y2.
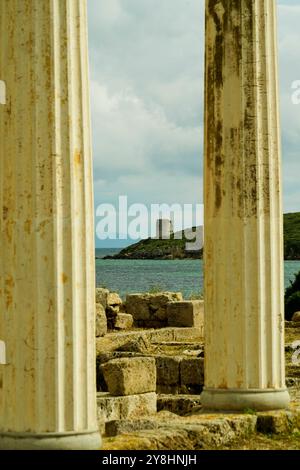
0;0;101;449
202;0;289;410
206;4;224;213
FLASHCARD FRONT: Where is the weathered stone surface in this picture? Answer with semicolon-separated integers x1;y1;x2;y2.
97;392;157;435
202;0;289;412
102;414;257;450
96;288;110;309
149;328;204;346
102;404;300;449
106;305;120;316
167;300;204;328
106;305;120;330
156;356;181;387
97;352;143;392
98;351;142;365
0;1;101;447
107;292;123;307
126;296;149;321
256;407;300;434
117;335;155;354
96;327;203;355
292;312;300;323
157;394;202;416
106;419;158;437
114;313;134;330
126;292;183;327
95;304;108;338
101;357;157;396
180;358;204;393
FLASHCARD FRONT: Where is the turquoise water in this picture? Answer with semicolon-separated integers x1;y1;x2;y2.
95;249;300;299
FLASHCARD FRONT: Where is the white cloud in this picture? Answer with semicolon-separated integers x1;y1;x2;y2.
88;0;300;217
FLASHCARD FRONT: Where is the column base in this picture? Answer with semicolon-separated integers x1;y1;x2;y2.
0;430;102;450
201;387;290;412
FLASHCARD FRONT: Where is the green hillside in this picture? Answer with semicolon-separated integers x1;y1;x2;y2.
105;230;202;260
105;212;300;260
284;212;300;260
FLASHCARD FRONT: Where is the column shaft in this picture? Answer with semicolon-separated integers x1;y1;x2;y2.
202;0;290;410
0;0;101;448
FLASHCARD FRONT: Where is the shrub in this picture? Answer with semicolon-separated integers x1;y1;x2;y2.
285;292;300;321
285;271;300;320
148;284;164;294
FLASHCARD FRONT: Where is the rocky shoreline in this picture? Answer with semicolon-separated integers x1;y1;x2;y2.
98;212;300;260
102;238;203;260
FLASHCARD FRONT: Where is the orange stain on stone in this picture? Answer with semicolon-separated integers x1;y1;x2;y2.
62;273;68;284
218;380;228;389
74;150;82;166
5;275;14;309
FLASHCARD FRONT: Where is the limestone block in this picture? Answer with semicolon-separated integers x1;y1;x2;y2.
114;313;134;330
95;304;107;338
156;356;181;386
157;394;202;416
101;413;258;451
149;293;183;322
97;352;143;392
167;300;204;328
117;335;154;354
180;358;204;389
292;312;300;323
125;294;150;321
107;292;122;307
126;292;183;326
97;392;157;434
256;411;296;434
106;419;157;437
150;327;203;343
96;288;109;309
101;357;156;396
155;308;168;321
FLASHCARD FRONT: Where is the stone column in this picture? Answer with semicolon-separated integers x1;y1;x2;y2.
202;0;290;410
0;0;101;449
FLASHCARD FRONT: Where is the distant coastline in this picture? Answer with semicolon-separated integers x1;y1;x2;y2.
97;212;300;261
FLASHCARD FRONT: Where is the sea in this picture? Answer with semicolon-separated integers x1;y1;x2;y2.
95;248;300;300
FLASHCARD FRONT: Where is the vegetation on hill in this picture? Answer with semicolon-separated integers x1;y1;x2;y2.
104;229;202;260
284;212;300;260
104;212;300;260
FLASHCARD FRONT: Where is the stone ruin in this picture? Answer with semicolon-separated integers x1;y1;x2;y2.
1;0;300;451
94;288;300;447
95;288;204;439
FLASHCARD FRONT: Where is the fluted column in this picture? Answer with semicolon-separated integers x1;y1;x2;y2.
202;0;290;410
0;0;101;448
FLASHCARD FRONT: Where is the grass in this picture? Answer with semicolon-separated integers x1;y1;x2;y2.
148;284;165;294
243;408;257;415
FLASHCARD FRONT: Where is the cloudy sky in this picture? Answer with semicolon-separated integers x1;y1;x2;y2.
88;0;300;244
